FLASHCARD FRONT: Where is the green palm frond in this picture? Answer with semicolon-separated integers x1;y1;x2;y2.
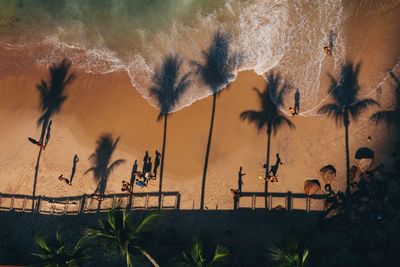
83;211;160;267
210;244;229;264
174;238;230;267
135;213;163;234
31;230;87;267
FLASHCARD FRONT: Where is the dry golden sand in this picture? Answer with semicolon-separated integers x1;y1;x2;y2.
0;2;399;210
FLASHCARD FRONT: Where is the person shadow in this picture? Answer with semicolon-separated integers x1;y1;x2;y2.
58;154;79;185
294;89;300;115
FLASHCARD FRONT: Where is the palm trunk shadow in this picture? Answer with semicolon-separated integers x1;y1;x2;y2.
264;127;271;208
158;114;168;208
200;93;217;210
32;146;43;212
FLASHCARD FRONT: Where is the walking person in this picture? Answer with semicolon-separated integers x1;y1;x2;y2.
268;153;283;182
153;150;161;178
238;166;246;193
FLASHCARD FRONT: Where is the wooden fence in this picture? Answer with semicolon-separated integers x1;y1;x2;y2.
235;191;327;211
0;192;181;215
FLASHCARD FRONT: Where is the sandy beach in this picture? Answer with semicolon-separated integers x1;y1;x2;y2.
0;1;399;211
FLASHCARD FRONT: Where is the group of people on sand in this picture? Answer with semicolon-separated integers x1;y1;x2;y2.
231;153;284;196
121;150;162;194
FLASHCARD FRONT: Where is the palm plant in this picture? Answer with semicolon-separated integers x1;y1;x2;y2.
192;30;240;210
172;238;230;267
85;133;125;197
370;72;400;130
32;59;75;211
267;241;309;267
318;61;378;192
82;210;162;267
240;72;295;198
150;54;191;205
31;229;87;267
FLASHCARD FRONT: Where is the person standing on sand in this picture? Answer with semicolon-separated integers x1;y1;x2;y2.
238;166;246;192
324;46;332;56
153;150;161;177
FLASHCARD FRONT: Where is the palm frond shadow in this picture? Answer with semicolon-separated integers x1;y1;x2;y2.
370;71;400;130
85;133;125;197
191;30;242;95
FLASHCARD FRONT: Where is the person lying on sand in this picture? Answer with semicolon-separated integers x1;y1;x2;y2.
121;180;133;194
289;107;297;116
58;174;72;185
323;46;332;56
134;171;155;186
28;137;46;150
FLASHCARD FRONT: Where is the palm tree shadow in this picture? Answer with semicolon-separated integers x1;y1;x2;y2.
150;54;191;207
370;71;400;156
240;72;295;207
191;30;242;210
318;60;378;192
370;71;400;128
32;59;75;211
85;134;125;211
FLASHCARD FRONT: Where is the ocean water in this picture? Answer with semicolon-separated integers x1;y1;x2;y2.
0;0;353;113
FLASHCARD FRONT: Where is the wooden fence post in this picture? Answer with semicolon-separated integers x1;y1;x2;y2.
80;195;87;214
160;194;164;209
10;196;15;211
36;196;42;213
176;193;181;210
287;191;292;211
268;194;272;210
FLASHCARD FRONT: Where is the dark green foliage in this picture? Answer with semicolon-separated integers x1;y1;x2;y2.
82;211;162;267
171;237;230;267
31;229;87;267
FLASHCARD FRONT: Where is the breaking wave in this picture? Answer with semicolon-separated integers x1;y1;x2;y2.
0;0;349;114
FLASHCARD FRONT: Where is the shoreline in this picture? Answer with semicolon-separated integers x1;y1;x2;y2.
0;1;399;210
